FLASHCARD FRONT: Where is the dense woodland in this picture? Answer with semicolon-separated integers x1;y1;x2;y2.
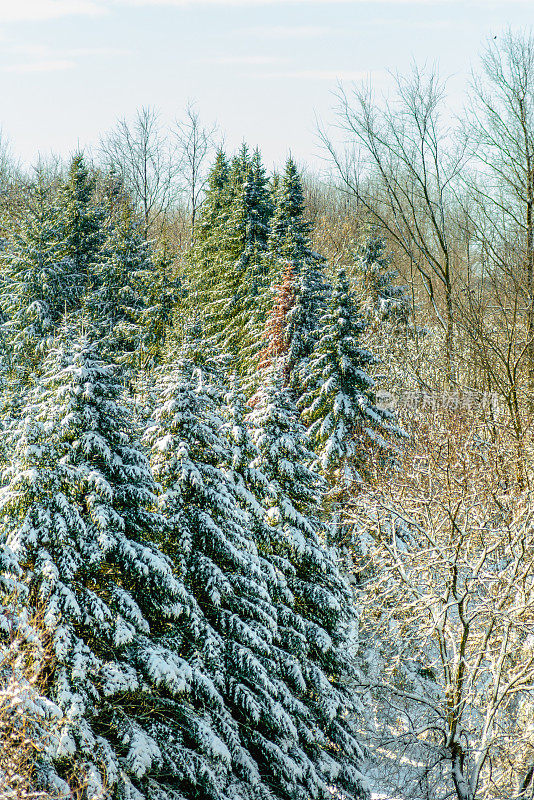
2;27;534;800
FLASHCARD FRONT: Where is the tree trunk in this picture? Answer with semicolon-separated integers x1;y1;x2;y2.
526;178;534;411
445;281;454;388
451;747;474;800
518;762;534;797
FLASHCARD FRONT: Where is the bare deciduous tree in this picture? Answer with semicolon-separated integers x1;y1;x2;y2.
100;106;176;236
349;412;534;799
174;102;217;238
321;65;469;384
464;29;534;397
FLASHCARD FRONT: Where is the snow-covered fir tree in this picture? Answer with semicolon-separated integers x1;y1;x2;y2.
147;337;369;800
268;158;310;265
220;374;270;540
236;148;273;360
194;148;231;250
356;230;410;328
83;206;155;365
245;369;369;800
146;336;288;799
266;159;330;397
217;146;271;367
138;244;181;366
0;173;74;370
0;338;234;799
185;145;272;373
58;154;103;302
268;159;328;313
300;269;403;489
257;261;297;383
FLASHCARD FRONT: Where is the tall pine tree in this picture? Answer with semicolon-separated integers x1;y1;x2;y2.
58;154;103;304
83;206;155;365
246;370;368;800
300;269;403;489
0;172;73;371
0;339;234;798
147;342;368;800
185;146;272;373
265;159;330;397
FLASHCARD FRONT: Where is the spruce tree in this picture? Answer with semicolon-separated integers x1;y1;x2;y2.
238;149;272;325
183;148;234;346
139;244;181;366
0;339;233;798
216;146;271;365
186;146;271;373
83;206;155;365
0;173;73;370
58;153;103;302
148;343;368;800
146;339;283;799
221;374;269;537
266;159;330;397
257;262;297;384
269;158;309;264
356;231;410;328
245;371;368;800
300;269;403;487
194;148;230;249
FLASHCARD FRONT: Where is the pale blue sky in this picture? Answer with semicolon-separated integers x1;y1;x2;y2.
0;0;532;172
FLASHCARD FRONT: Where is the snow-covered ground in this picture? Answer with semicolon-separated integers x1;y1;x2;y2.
371;794;403;799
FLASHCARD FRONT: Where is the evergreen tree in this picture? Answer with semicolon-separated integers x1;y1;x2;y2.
356;231;410;328
268;158;307;260
215;146;271;365
242;149;272;262
146;339;282;799
221;375;269;537
266;159;330;396
58;153;103;302
184;148;235;345
268;158;325;296
170;145;230;344
245;371;368;800
194;148;230;248
258;262;297;384
300;269;403;487
186;146;272;372
139;243;181;366
0;173;73;370
0;339;232;798
83;207;155;365
148;343;368;800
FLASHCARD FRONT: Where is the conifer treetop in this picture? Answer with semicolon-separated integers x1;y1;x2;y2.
300;268;403;487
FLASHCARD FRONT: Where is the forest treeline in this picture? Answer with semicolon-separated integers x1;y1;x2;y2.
0;26;534;800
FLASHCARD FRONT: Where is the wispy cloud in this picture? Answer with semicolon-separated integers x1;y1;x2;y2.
117;0;462;6
5;59;75;72
256;69;374;80
238;26;338;39
7;42;130;57
0;0;106;23
204;55;284;65
2;42;130;73
1;0;530;18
